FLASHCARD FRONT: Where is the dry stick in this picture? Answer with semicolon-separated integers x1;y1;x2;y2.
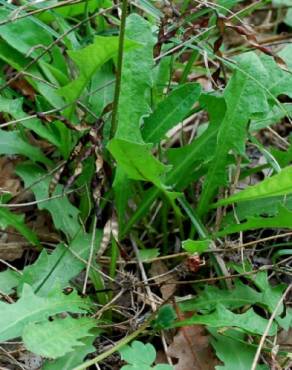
131;237;173;367
62;243;116;284
240;231;292;249
10;161;66;203
251;284;292;370
82;215;97;295
0;346;26;370
0;5;118;94
0;187;79;208
0;259;23;275
92;289;125;319
150;258;292;288
148;265;273;287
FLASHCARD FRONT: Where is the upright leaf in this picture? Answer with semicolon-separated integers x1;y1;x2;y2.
198;52;269;215
59;36;136;117
142;83;201;143
122;95;226;235
107;139;170;190
110;14;156;231
115;13;155;142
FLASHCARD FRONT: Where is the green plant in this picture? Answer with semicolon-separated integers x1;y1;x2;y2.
0;0;291;368
119;341;173;370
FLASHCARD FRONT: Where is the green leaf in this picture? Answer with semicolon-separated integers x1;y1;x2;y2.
260;45;292;99
111;14;163;234
19;230;102;296
0;40;64;108
152;305;177;330
23;317;96;359
16;163;81;239
0;284;91;342
115;14;155;142
179;279;283;314
142;83;201;143
0;269;21;295
173;304;277;336
37;0;100;22
107;138;170;190
0;129;50;165
165;94;225;190
285;8;292;27
87;63;115;117
0;96;60;147
122;95;225;235
59;36;136;117
229;265;286;315
182;239;210;254
271;138;292;167
210;330;268;370
216;205;292;236
0;7;55;58
250;103;292;132
276;308;292;331
0;208;39;245
120;341;156;366
179;280;261;313
198;52;269;215
139;248;159;261
215;166;292;206
223;194;292;225
113;168;134;234
42;336;95;370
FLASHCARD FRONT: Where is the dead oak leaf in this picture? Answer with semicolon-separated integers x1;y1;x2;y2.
167;324;218;370
149;260;178;300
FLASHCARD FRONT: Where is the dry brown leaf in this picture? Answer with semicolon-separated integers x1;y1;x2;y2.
27;213;59;243
167;325;218;370
0;242;24;261
0;157;22;196
9;77;36;101
278;328;292;349
149;260;178;299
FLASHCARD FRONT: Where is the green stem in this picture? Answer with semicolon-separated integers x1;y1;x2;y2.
110;0;128;138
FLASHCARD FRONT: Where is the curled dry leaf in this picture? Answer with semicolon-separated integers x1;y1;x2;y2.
167;324;218;370
9;76;36;101
0;242;24;261
0;157;22;196
149;260;178;300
